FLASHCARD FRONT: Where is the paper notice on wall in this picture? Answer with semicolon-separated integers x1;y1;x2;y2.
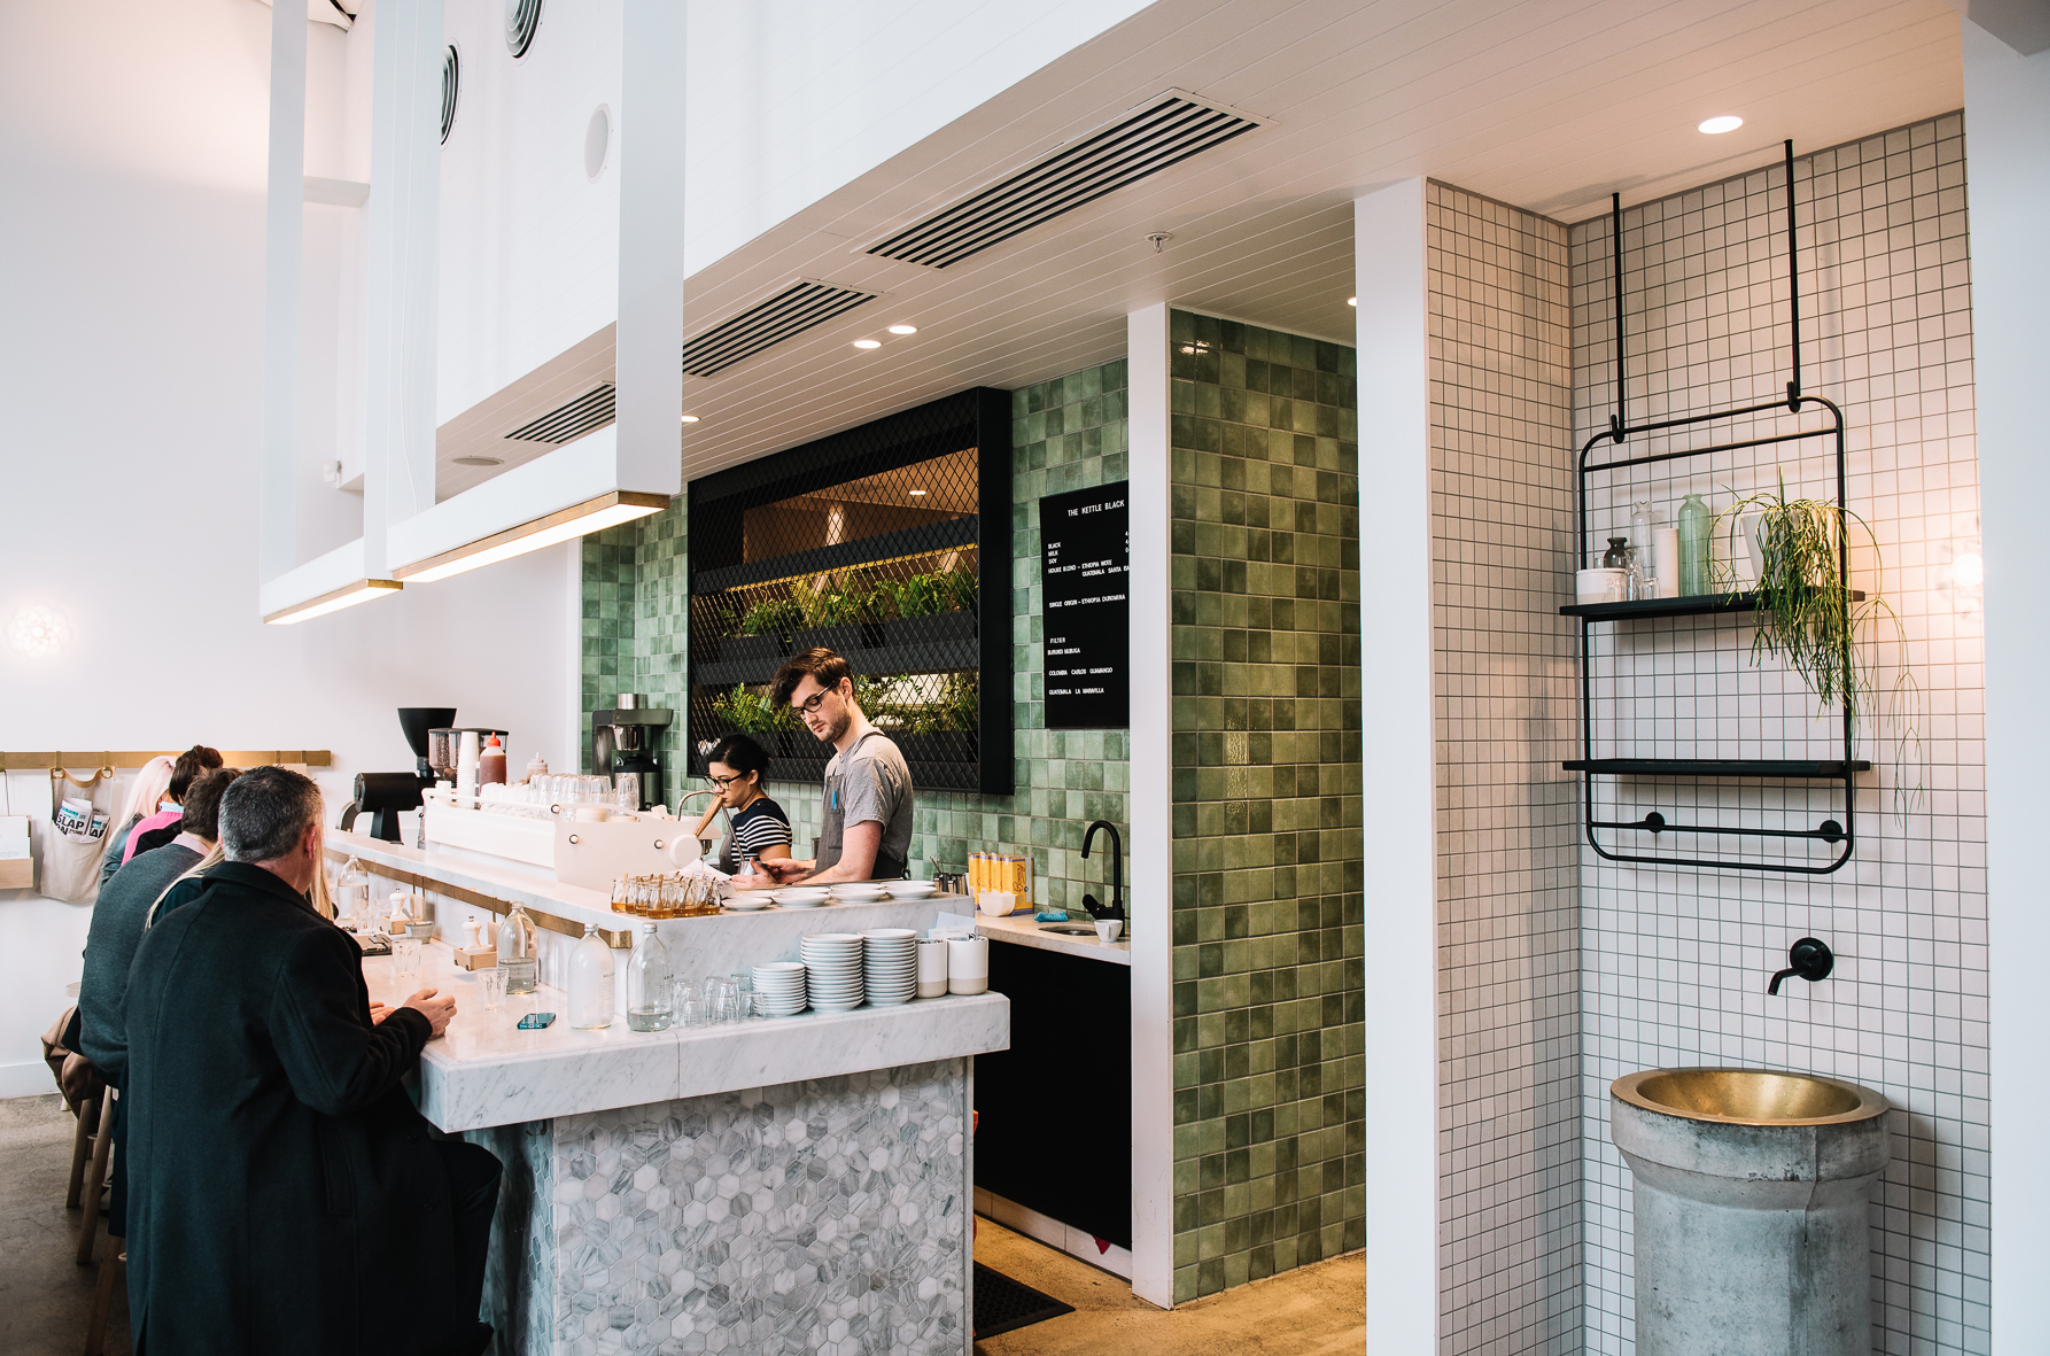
0;839;28;860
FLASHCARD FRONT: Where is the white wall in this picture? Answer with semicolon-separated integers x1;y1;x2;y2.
431;0;1153;421
0;0;575;1098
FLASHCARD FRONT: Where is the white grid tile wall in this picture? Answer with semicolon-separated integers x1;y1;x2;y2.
1569;115;1985;1354
1428;182;1583;1354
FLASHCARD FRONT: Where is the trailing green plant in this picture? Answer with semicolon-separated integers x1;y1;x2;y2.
737;595;804;638
796;570;886;629
878;565;977;619
851;671;980;737
1712;471;1922;809
710;683;801;735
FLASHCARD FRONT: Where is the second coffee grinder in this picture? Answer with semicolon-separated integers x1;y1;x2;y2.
591;694;673;810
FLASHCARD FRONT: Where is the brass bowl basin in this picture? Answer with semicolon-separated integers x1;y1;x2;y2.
1612;1067;1889;1127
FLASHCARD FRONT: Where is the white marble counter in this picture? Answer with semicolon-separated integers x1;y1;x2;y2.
974;911;1132;965
369;943;1009;1132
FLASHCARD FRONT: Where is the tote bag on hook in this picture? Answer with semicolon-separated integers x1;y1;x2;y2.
39;764;115;903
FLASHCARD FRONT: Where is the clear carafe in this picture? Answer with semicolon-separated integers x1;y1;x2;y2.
626;922;673;1032
568;924;614;1029
497;903;539;995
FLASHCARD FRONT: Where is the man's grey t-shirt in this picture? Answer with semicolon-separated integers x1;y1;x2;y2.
819;730;913;878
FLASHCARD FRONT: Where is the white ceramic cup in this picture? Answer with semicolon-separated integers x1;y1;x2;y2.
916;937;950;997
946;938;989;991
1574;567;1628;604
977;891;1016;917
1094;918;1124;943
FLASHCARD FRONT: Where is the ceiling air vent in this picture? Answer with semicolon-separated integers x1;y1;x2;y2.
506;0;542;59
866;90;1263;269
505;384;614;444
679;280;878;377
439;45;459;145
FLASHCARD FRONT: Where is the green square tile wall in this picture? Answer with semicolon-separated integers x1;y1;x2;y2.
1167;309;1364;1304
577;361;1133;918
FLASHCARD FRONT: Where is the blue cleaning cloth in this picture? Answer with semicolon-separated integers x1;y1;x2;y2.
1033;909;1069;922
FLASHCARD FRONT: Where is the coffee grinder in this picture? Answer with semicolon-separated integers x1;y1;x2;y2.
592;694;673;810
343;707;455;842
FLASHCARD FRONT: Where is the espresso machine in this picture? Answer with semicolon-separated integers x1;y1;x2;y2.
342;706;455;842
592;694;673;810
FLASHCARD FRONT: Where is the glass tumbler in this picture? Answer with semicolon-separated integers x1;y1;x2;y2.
673;981;703;1029
392;936;421;984
478;967;506;1011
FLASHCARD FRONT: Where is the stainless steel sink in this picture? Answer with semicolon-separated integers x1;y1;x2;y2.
1612;1067;1886;1126
1038;924;1097;937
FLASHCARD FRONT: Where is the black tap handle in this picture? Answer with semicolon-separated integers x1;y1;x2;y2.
1767;966;1798;997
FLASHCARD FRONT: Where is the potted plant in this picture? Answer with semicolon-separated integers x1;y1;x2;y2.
1712;472;1920;783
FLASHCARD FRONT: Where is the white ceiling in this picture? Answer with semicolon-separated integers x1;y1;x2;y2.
437;0;1964;494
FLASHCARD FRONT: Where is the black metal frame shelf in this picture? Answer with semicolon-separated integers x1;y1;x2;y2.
1570;142;1865;876
684;388;1012;796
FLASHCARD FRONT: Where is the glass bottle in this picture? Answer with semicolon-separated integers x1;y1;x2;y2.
1601;536;1631;568
1677;492;1711;596
626;922;673;1032
1629;501;1658;596
497;903;539;995
335;856;367;929
568;924;615;1029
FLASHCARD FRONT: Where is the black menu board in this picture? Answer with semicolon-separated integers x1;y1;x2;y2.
1041;482;1129;729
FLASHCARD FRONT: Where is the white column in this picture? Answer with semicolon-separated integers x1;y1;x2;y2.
614;0;686;496
362;0;444;572
259;4;307;583
1353;179;1439;1351
1126;302;1175;1309
1965;23;2050;1354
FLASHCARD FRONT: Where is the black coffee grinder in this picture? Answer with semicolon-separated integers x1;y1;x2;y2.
592;694;673;810
341;707;454;842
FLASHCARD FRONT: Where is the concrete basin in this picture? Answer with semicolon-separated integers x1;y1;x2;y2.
1611;1067;1890;1356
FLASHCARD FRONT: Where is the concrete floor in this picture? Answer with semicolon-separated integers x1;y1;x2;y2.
972;1219;1363;1356
0;1091;1364;1356
0;1093;128;1356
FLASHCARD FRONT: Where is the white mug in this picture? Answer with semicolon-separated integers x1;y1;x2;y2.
947;937;989;993
1094;918;1124;943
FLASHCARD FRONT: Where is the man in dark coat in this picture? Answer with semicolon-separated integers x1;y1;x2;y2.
114;765;498;1356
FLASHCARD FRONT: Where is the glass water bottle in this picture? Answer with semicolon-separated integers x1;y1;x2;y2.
568;924;615;1029
497;903;539;995
626;922;674;1032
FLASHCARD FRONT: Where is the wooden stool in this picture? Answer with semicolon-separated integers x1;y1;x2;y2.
83;1239;125;1356
65;1084;104;1209
76;1086;115;1265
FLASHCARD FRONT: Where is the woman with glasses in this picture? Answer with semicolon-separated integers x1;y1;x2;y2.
689;733;793;875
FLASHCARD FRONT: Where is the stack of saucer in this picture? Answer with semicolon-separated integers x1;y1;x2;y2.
799;933;865;1011
773;886;832;909
861;928;919;1006
888;880;940;899
828;882;891;903
752;961;807;1017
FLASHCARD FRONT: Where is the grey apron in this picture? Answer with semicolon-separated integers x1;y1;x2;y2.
818;731;905;880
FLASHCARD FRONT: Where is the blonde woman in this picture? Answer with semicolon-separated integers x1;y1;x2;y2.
99;755;175;887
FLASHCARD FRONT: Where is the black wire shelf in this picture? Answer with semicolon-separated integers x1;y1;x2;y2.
1561;589;1864;621
1563;758;1870;777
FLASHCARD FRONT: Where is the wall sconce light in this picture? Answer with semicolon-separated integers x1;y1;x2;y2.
6;604;69;659
1941;535;1983;616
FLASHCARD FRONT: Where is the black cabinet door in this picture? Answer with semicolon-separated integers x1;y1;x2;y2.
973;943;1132;1250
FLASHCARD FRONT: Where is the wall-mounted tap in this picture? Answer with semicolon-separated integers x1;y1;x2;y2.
1767;936;1835;995
1080;820;1124;926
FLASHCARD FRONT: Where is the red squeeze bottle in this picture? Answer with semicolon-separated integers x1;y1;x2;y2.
480;735;508;787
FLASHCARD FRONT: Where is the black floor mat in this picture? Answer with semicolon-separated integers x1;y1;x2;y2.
974;1262;1077;1340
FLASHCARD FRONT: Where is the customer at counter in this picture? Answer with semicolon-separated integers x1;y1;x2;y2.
119;743;223;868
689;732;794;873
760;648;914;884
116;765;498;1356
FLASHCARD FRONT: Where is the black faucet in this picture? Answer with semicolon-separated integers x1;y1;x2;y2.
1767;936;1835;995
1080;820;1124;925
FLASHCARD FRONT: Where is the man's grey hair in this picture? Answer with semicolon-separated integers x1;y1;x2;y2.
219;765;323;863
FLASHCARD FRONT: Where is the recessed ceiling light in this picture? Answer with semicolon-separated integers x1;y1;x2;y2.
909;488;927;496
452;455;504;467
680;414;700;424
1698;115;1743;135
887;324;918;336
1347;297;1357;306
853;339;881;350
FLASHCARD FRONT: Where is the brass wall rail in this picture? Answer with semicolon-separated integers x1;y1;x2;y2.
1;750;334;771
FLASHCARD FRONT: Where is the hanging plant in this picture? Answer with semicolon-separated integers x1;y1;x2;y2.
1712;471;1921;804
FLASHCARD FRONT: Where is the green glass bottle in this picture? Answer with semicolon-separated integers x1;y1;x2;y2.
1677;493;1711;596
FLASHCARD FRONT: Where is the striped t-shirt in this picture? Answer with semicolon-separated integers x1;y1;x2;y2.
729;797;792;859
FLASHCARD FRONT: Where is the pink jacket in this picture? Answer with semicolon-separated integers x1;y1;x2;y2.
122;807;183;865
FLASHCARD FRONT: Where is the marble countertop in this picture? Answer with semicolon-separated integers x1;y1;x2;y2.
371;943;1009;1132
973;912;1132;965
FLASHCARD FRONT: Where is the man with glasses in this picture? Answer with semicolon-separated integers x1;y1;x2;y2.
759;648;913;884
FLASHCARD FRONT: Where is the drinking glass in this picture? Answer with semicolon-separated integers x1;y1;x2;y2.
478;967;506;1011
393;937;421;984
728;972;754;1016
675;981;705;1029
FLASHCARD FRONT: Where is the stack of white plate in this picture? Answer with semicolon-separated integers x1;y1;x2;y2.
829;881;891;903
800;933;865;1011
862;928;919;1006
888;880;940;899
725;892;776;911
773;886;833;909
752;961;807;1017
